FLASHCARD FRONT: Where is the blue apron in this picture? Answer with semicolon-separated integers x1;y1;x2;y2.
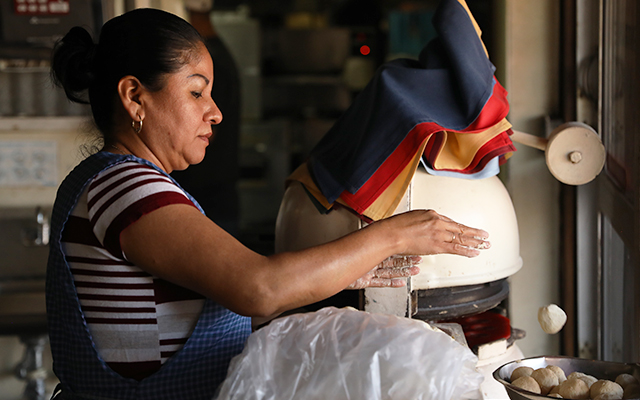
46;151;251;400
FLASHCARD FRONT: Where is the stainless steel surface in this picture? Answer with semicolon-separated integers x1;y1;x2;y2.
0;206;49;334
14;334;48;400
0;206;50;400
0;63;90;117
0;204;52;400
0;288;47;335
415;279;510;321
0;207;51;281
493;356;640;400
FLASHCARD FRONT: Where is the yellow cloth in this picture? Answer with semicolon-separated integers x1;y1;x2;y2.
286;163;333;211
432;118;511;170
360;139;429;220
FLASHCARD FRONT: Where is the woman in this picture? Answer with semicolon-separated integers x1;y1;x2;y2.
47;8;490;400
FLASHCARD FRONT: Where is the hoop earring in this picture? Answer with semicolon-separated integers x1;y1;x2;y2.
131;114;143;134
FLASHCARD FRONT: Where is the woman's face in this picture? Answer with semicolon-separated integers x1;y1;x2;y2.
141;43;222;172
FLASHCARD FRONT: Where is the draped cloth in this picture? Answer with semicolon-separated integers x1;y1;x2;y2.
288;0;516;221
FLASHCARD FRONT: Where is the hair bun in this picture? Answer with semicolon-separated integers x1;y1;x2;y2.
51;26;98;104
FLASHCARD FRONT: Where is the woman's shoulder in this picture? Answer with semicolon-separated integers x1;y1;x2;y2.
89;159;179;195
68;151;163;183
98;158;162;176
85;159;195;254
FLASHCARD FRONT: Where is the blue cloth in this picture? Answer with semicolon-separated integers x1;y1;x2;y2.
422;156;500;180
307;0;496;203
46;151;251;400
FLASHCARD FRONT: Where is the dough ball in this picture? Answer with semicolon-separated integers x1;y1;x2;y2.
511;376;541;394
548;394;563;399
546;365;568;383
511;366;534;382
582;375;598;388
623;383;640;399
558;378;590;400
590;379;623;399
531;367;560;395
538;304;567;334
615;374;639;390
567;372;585;380
549;384;561;395
568;371;598;388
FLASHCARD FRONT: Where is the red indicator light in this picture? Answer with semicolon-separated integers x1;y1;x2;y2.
360;45;371;56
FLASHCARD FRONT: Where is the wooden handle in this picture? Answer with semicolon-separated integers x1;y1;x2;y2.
510;130;548;151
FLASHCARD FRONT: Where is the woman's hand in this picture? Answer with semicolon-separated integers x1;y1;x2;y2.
379;209;491;258
346;255;421;289
346;209;490;289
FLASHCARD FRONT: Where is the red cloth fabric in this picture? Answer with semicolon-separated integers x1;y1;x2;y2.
337;81;513;215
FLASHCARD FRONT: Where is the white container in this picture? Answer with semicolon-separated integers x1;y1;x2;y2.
275;167;522;290
405;168;522;289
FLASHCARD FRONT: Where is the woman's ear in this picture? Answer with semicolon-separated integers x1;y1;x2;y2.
117;75;145;121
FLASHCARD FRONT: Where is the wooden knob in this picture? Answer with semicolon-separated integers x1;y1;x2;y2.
569;151;582;164
511;123;605;185
545;122;605;185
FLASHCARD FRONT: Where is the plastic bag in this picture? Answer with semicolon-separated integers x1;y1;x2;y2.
215;307;483;400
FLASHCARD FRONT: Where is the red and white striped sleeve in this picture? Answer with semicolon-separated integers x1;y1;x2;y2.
87;161;197;258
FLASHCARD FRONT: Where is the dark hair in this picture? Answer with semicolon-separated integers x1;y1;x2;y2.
51;8;204;135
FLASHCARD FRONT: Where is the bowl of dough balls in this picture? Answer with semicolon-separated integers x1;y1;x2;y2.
493;356;640;400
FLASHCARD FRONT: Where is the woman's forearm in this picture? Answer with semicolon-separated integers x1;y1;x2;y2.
121;205;489;318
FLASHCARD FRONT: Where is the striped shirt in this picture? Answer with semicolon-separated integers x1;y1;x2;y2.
61;161;206;381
